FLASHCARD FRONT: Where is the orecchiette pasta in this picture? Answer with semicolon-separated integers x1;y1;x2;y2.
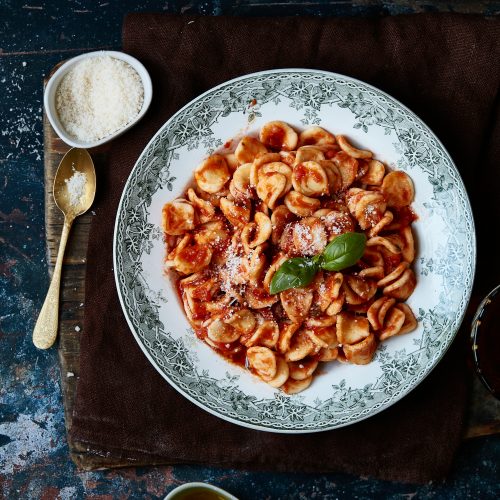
260;121;298;151
234;136;268;164
162;122;418;394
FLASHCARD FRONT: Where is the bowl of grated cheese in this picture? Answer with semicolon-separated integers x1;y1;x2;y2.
44;50;152;149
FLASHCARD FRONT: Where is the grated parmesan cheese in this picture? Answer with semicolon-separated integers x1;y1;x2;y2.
65;169;87;207
219;247;243;293
56;55;144;142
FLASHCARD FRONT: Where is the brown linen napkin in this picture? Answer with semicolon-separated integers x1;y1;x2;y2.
70;13;500;483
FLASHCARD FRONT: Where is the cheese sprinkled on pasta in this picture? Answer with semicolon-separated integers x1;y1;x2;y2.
161;122;418;393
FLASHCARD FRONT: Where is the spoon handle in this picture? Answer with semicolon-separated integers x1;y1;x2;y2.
33;217;73;349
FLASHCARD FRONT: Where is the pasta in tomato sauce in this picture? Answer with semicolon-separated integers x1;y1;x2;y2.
162;121;418;394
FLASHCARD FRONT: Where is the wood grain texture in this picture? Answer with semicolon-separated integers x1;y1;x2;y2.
43;79;114;466
43;65;499;471
43;114;84;465
43;73;166;470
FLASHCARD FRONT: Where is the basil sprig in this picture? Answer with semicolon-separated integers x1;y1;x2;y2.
269;232;366;294
269;257;318;294
320;232;367;271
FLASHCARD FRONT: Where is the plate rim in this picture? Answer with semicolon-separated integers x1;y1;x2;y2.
113;68;476;433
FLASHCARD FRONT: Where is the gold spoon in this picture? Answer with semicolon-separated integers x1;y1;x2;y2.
33;148;96;349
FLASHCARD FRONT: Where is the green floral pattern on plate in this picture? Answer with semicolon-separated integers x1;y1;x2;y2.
114;70;475;432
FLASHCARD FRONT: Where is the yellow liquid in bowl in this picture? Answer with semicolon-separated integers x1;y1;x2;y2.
170;487;229;500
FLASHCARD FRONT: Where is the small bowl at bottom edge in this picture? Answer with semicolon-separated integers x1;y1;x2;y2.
164;481;238;500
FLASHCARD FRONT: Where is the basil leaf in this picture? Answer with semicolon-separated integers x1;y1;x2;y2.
270;257;318;294
269;232;366;293
312;254;324;267
321;232;366;271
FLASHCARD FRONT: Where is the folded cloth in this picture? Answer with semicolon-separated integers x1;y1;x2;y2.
70;13;500;483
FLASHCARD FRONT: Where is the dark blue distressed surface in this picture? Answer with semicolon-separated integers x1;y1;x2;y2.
1;1;499;498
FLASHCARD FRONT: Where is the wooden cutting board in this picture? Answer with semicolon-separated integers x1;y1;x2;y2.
43;115;113;469
44;67;178;469
44;124;170;470
43;71;500;470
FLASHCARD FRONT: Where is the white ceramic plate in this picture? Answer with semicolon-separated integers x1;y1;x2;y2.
113;69;475;433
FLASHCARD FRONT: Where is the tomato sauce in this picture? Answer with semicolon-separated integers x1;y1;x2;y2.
311;169;325;183
267;126;286;150
212;235;231;255
294;163;307;182
383;252;402;275
295;163;325;184
258;325;276;344
179;244;209;266
302;137;316;146
185;277;213;301
392;206;418;226
357;159;369;178
196;327;247;367
292;192;318;210
250;287;274;302
195;327;208;342
324;147;339;159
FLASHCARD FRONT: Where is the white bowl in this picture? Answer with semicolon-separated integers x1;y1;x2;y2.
113;69;475;433
44;50;153;149
164;482;238;500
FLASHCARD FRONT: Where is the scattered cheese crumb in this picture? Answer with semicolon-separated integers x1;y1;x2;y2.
56;55;144;142
67;372;75;378
74;325;81;332
65;170;87;206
